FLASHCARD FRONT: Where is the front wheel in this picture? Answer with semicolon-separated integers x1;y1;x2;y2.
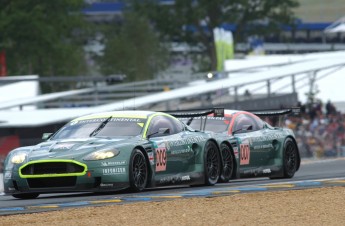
129;149;148;192
282;138;298;178
218;144;235;183
204;141;221;185
12;193;39;199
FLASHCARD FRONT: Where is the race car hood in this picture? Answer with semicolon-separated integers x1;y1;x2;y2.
13;136;141;161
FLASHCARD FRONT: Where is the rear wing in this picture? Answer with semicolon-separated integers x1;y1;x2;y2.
249;107;300;117
165;108;224;131
165;108;224;118
166;107;300;130
249;107;300;127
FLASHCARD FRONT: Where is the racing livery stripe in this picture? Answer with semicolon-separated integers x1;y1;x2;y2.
72;113;148;122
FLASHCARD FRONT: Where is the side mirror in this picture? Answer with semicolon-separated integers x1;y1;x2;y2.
233;125;253;135
242;125;253;131
42;133;53;140
158;128;170;135
147;128;170;139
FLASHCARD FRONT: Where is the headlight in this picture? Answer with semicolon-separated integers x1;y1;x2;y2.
84;149;120;161
11;153;27;164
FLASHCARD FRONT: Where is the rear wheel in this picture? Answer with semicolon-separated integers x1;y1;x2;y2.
204;141;221;185
283;138;298;178
218;144;234;183
12;193;39;199
129;149;148;192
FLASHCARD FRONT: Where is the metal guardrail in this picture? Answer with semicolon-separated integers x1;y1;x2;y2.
0;76;190;109
2;53;345;112
236;43;345;52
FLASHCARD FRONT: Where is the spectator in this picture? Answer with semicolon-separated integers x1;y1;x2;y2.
325;100;337;116
286;99;344;158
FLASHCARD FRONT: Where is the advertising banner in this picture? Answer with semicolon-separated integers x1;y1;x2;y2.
213;28;234;71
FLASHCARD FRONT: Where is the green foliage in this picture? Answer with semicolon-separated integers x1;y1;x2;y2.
98;12;169;81
131;0;300;71
0;0;88;76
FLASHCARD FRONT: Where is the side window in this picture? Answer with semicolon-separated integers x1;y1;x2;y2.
233;114;260;133
253;115;264;130
147;115;183;137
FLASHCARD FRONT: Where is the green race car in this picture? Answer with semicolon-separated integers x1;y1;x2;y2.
172;108;301;181
3;110;231;199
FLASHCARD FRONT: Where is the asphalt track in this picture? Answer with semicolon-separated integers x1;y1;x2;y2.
0;158;344;216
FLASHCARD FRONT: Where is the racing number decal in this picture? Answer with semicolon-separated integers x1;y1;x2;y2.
240;144;250;165
155;147;167;172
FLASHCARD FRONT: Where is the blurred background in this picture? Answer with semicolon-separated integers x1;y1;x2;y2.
1;0;345;171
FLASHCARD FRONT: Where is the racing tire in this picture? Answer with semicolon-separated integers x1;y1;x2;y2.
204;141;221;186
12;193;39;199
282;138;298;178
218;143;234;183
129;149;148;192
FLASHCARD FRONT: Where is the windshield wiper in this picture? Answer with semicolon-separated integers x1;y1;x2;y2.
89;116;112;137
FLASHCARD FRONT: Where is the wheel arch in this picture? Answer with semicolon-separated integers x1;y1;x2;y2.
286;136;301;171
133;145;153;187
220;140;237;179
204;138;221;156
203;138;222;185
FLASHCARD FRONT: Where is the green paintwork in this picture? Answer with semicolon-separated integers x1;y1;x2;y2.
3;111;224;198
3;110;300;199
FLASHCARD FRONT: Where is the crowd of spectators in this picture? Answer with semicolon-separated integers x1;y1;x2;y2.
285;100;345;158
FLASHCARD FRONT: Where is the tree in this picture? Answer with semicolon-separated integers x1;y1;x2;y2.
97;12;169;81
0;0;89;77
131;0;299;71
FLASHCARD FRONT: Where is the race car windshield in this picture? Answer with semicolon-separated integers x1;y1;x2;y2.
187;116;231;133
51;117;146;139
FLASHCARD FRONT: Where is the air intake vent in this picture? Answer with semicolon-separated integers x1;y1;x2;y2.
27;177;77;188
20;160;87;178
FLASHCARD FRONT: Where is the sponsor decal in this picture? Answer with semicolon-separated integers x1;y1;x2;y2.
253;144;273;150
165;141;171;151
79;118;142;124
168;136;206;147
70;121;78;125
243;169;260;175
251;134;285;142
101;161;127;166
77;143;104;150
4;171;12;179
148;152;154;165
100;183;114;188
159;175;191;184
181;175;191;181
102;167;126;175
8;187;16;191
233;147;239;158
171;146;193;155
240;144;250;165
34;146;50;152
263;169;271;174
51;143;75;150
